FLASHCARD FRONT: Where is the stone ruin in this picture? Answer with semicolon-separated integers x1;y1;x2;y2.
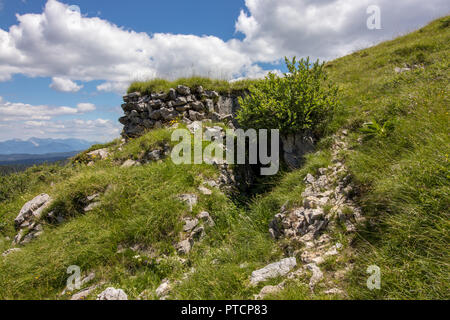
119;85;243;138
119;84;316;168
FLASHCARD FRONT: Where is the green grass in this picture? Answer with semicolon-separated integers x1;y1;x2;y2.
127;76;258;95
324;17;450;299
0;17;448;300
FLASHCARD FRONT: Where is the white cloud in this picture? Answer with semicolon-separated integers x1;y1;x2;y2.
50;77;83;92
0;0;448;94
0;96;96;121
233;0;450;61
76;103;96;113
2;118;120;142
0;0;253;93
0;96;116;141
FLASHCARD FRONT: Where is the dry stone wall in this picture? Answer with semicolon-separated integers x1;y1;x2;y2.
118;84;315;169
119;85;243;138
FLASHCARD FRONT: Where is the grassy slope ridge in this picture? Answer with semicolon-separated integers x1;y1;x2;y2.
128;77;257;96
325;17;449;299
0;17;448;300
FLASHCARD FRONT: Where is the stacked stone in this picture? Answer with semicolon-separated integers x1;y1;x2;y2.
119;85;241;138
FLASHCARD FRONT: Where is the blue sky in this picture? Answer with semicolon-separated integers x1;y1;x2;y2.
0;0;448;142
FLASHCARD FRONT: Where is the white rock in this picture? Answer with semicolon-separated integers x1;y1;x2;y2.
84;202;101;212
2;248;21;257
14;194;52;228
187;121;202;134
88;148;109;160
304;174;315;184
156;279;171;298
255;285;283;300
176;238;194;255
324;288;344;295
178;194;198;212
183;218;199;232
305;263;323;292
121;159;140;168
198;186;212;195
197;211;215;227
250;258;297;286
97;287;128;300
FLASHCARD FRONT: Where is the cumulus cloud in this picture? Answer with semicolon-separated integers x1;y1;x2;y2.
0;96;96;121
76;103;96;113
233;0;450;61
1;118;121;142
0;0;254;93
0;0;448;94
0;96;117;141
50;77;83;92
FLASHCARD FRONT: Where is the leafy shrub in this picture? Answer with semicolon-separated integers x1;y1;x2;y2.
360;119;395;139
236;57;339;135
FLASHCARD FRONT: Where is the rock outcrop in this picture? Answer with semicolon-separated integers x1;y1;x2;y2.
263;130;365;295
97;287;128;300
13;194;52;245
120;86;242;139
250;258;297;286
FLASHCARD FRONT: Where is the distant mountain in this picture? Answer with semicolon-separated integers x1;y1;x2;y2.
0;151;80;166
0;138;97;155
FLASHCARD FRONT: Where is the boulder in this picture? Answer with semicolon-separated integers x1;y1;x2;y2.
176;85;191;96
168;88;177;100
198;186;212;195
14;194;52;230
305;263;323;292
255;285;283;300
149;109;162;120
97;287;128;300
178;194;198;212
197;211;215;227
87;148;109;160
250;258;297;286
183;217;199;232
204;99;215;113
173;96;188;106
190;101;204;112
121;159;140;168
187;121;202;134
123;92;141;103
156;279;171;298
176;238;194;255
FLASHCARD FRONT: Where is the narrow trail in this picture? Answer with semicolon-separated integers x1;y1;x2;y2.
257;130;365;299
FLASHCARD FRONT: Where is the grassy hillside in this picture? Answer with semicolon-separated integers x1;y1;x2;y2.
128;77;257;96
325;17;449;299
0;17;448;300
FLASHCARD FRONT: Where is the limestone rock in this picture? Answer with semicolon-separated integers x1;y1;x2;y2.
121;159;140;168
97;287;128;300
176;85;191;96
187;121;202;134
183;217;199;232
14;194;51;229
250;258;297;286
197;211;215;227
156;279;171;298
176;238;194;255
306;263;323;292
178;194;198;212
2;248;22;257
198;186;212;195
255;285;283;300
87;148;109;160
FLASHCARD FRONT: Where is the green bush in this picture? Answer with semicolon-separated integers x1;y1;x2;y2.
236;57;339;135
